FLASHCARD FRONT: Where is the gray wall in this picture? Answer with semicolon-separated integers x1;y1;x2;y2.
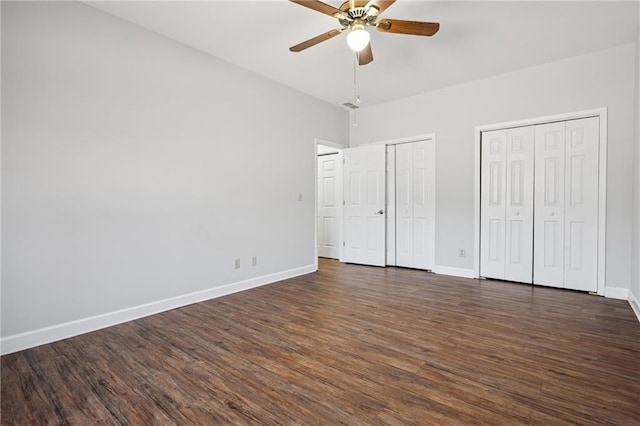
350;43;637;292
631;13;640;305
1;2;348;338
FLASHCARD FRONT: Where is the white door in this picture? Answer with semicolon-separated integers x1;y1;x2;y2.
563;117;599;292
386;145;397;266
343;145;386;266
534;122;566;287
317;153;340;259
481;127;534;283
481;117;600;292
504;126;534;283
480;129;508;279
395;143;414;267
413;140;436;270
395;141;436;270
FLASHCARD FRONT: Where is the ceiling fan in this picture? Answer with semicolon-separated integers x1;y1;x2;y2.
289;0;440;66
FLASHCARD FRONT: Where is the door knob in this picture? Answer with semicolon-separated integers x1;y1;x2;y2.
375;209;384;215
550;211;555;216
515;211;520;216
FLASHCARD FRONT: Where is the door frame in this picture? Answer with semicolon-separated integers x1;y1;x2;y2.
315;138;346;267
473;108;608;295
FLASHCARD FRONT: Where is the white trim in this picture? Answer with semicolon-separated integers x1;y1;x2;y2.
315;138;346;150
473;108;608;297
596;110;608;296
604;286;629;300
359;133;436;147
432;266;476;279
0;264;316;355
474;109;607;133
629;291;640;323
314;140;319;268
337;149;344;262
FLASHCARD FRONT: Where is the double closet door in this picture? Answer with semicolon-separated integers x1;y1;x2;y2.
480;117;599;292
343;140;435;269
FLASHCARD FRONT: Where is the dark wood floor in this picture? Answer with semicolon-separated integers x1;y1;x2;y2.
2;259;639;425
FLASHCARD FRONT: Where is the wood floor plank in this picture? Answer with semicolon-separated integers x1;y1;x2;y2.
2;258;639;424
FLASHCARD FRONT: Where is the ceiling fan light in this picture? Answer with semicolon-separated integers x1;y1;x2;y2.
346;27;370;52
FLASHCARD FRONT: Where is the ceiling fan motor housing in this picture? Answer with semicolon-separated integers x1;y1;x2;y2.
338;0;379;27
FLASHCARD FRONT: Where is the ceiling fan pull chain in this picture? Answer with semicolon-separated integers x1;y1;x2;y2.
354;53;361;103
353;54;359;127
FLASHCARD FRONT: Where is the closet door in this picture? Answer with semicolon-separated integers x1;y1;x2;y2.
394;141;435;270
386;145;397;266
481;127;534;283
413;141;434;269
534;122;566;287
563;117;599;292
504;126;534;282
395;143;414;267
480;130;507;279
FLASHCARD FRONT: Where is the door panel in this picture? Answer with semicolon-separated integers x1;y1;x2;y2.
394;140;435;270
534;122;565;287
385;146;396;266
563;117;598;292
412;141;434;269
505;126;534;283
317;154;339;259
480;129;507;279
343;145;386;266
395;143;413;267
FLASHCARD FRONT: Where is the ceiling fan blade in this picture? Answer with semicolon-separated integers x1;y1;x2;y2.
289;29;343;52
289;0;350;20
364;0;396;16
377;19;440;36
358;43;373;66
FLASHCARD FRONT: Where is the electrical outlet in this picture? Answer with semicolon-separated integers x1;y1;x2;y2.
459;249;466;258
234;258;241;269
251;256;257;267
298;193;303;202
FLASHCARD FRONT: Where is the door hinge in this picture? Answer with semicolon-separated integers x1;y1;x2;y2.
343;200;345;206
343;241;345;247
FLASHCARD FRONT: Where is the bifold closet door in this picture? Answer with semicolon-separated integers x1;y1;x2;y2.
533;118;598;291
396;143;414;267
480;130;507;279
563;118;598;291
533;122;565;286
386;145;396;266
480;127;534;282
395;141;435;270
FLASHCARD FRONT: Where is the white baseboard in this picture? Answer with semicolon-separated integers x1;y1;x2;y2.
629;291;640;323
604;286;629;300
0;264;317;356
431;265;476;279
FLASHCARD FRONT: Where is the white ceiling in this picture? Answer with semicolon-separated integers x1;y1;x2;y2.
87;1;639;108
